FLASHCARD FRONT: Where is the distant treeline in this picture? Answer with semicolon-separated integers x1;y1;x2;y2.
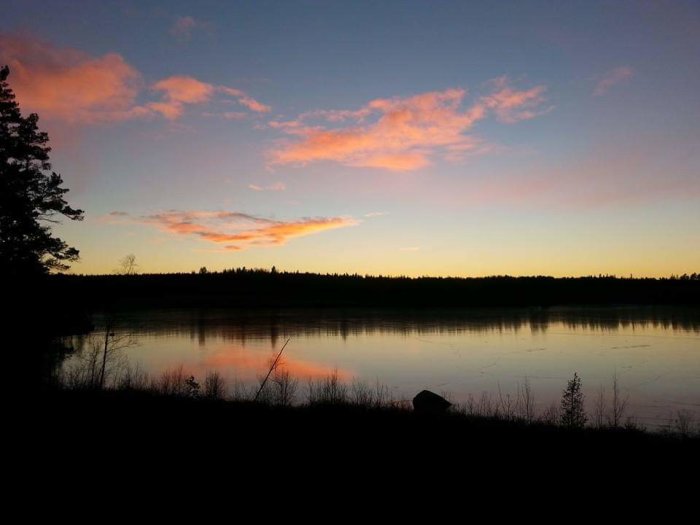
35;268;700;310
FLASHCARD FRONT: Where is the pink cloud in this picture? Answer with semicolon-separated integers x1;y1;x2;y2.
147;81;270;119
237;96;271;113
149;76;215;119
144;102;179;120
481;76;549;123
594;66;634;96
0;34;270;123
299;108;374;122
268;120;304;130
153;76;214;104
269;79;547;171
219;86;271;113
0;34;143;123
131;210;357;251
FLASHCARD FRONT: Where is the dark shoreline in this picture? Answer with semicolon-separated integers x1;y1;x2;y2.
35;389;699;463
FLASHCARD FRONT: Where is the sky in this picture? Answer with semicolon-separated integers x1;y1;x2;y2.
2;0;699;277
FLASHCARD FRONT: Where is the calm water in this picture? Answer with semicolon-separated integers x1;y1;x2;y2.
66;306;700;428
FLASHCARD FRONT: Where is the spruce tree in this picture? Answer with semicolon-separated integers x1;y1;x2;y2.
560;372;587;429
0;65;84;276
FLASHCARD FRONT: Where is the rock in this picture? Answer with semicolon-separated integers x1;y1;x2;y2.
412;390;451;414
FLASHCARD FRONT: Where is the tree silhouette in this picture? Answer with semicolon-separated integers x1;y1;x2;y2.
0;65;84;276
117;254;138;275
560;372;587;429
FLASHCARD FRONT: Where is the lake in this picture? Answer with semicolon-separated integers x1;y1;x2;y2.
65;306;700;429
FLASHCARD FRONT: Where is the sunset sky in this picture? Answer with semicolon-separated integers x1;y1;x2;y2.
2;1;699;276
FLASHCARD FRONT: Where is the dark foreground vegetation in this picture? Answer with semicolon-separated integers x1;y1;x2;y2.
24;367;699;495
21;269;700;311
34;386;697;475
46;352;700;464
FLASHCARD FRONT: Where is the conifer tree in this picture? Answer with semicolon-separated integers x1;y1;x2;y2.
0;65;84;276
560;372;587;429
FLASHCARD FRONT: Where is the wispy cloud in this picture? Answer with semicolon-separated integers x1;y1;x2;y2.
218;86;271;113
149;77;271;119
170;16;201;42
0;34;270;123
124;210;357;251
594;66;634;96
269;78;548;171
97;211;132;225
248;182;286;192
364;211;389;218
481;76;549;123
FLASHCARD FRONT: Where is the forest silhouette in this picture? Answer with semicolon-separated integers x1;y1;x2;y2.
45;269;700;311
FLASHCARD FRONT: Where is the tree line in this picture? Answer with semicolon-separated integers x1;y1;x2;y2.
43;270;700;309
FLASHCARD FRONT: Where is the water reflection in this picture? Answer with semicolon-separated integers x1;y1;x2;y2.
91;306;700;345
199;346;351;380
65;306;699;429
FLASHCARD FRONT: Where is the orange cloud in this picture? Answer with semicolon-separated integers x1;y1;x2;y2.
147;80;270;119
594;66;634;96
132;210;357;251
350;152;430;171
269;79;547;171
153;76;214;104
0;34;143;123
0;34;270;123
149;75;215;119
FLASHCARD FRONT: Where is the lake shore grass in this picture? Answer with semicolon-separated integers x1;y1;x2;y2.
20;385;696;503
34;383;698;464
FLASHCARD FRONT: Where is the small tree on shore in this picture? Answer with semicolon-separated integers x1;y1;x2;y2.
560;372;587;429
